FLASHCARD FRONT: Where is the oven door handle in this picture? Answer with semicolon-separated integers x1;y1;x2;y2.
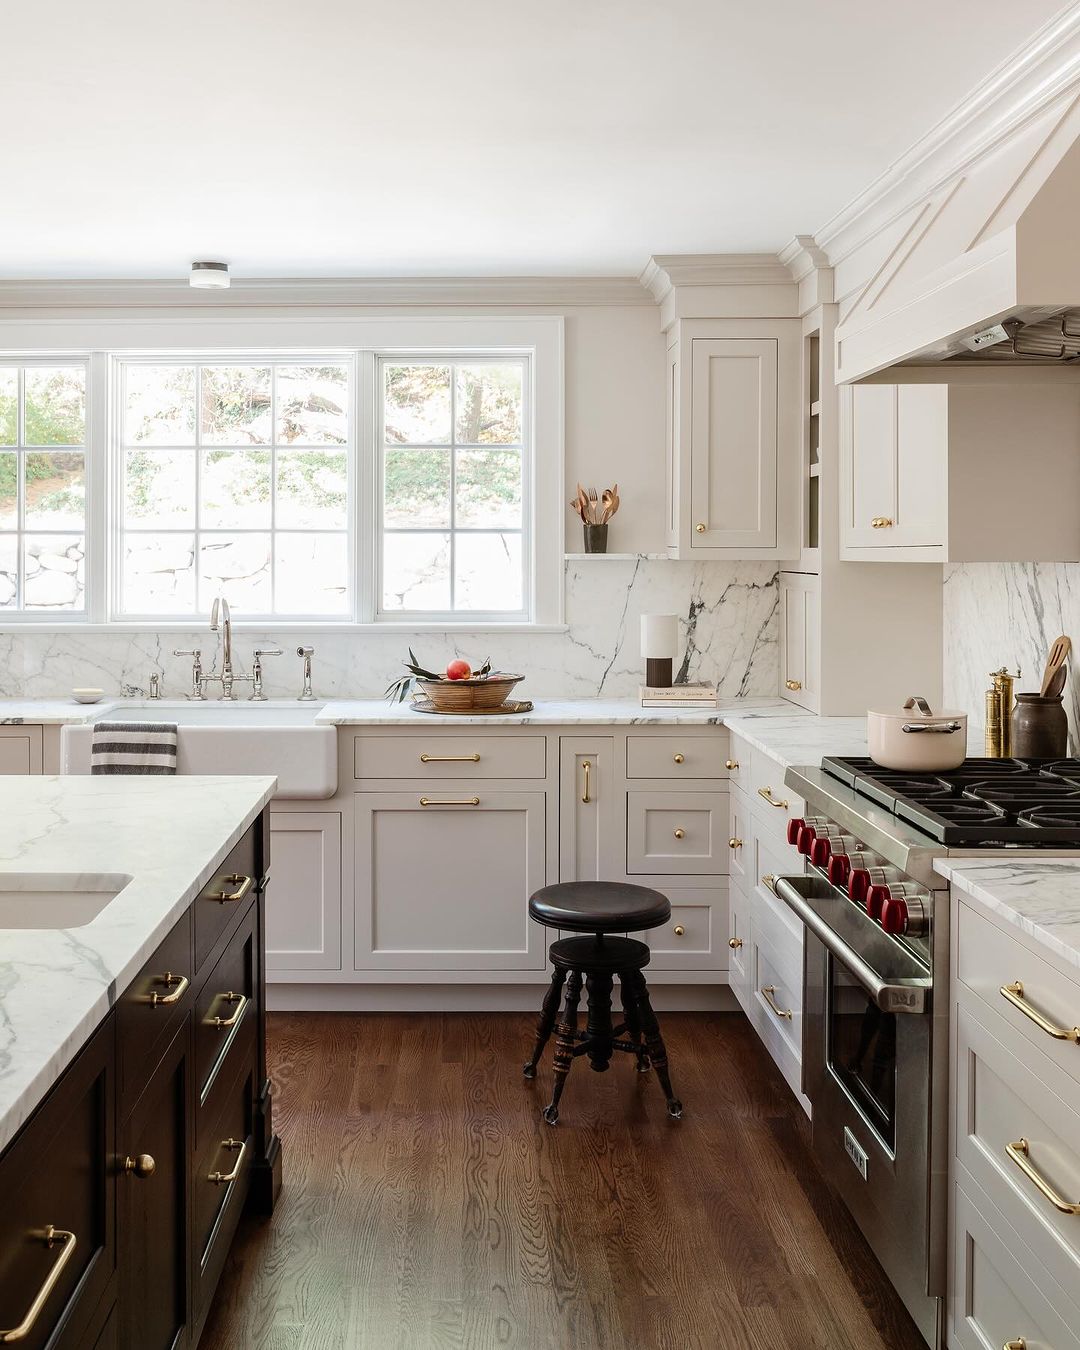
774;876;931;1014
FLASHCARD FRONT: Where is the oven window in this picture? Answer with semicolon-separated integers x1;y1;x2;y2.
826;954;897;1151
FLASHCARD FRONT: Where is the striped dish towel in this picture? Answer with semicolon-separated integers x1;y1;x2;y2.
91;721;178;775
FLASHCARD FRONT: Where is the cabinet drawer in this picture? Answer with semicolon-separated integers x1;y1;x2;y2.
193;1054;254;1296
194;906;256;1109
645;885;727;971
626;790;727;876
749;749;805;840
956;996;1080;1305
957;899;1080;1093
751;885;804;1004
117;910;192;1110
0;1021;114;1350
626;734;729;780
752;826;803;945
194;823;258;971
950;1181;1080;1350
354;734;546;780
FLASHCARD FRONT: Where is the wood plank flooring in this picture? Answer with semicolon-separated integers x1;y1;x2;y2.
200;1011;927;1350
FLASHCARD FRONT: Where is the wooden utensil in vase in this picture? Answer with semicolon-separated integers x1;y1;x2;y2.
1040;635;1072;695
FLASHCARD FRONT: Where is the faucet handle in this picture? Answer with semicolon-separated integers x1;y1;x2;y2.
173;648;201;659
254;648;283;658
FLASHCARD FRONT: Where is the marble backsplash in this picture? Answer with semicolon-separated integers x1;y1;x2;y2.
0;560;780;703
943;562;1080;752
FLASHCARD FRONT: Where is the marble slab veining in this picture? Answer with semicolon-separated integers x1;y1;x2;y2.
0;699;115;725
0;775;276;1154
934;857;1080;974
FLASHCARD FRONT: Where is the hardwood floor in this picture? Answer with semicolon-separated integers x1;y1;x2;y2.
200;1011;927;1350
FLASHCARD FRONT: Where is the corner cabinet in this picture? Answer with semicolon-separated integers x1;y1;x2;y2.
665;320;801;559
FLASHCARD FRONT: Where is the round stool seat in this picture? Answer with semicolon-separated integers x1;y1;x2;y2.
549;933;651;974
528;881;670;934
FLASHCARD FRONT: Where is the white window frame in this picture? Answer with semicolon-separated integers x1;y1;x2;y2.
0;315;565;632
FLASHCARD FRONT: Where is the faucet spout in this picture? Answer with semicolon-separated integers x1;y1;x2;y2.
210;596;234;695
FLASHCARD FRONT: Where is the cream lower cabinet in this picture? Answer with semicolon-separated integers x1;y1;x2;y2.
0;724;43;773
354;791;548;970
559;736;618;882
266;809;342;972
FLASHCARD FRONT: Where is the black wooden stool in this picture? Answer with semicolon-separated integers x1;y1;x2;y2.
523;881;683;1124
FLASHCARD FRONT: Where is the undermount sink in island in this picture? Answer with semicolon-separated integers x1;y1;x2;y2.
0;871;132;928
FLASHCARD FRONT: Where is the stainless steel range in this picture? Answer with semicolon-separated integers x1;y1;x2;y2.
776;755;1080;1350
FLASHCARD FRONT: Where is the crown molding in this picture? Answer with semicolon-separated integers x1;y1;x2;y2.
816;3;1080;264
639;253;795;304
0;274;653;311
778;235;830;282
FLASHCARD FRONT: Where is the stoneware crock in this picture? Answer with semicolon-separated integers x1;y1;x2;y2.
868;695;968;772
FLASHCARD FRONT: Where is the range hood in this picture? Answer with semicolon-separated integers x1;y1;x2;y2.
835;99;1080;381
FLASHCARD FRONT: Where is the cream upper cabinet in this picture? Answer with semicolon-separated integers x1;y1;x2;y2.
841;375;1080;563
779;571;820;713
666;320;800;559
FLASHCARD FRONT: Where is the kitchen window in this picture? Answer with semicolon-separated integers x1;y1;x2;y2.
0;361;88;614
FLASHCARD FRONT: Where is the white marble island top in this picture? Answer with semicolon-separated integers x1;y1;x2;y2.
934;857;1080;973
0;774;276;1154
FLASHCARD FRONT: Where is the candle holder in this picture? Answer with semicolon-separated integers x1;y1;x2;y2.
640;614;678;688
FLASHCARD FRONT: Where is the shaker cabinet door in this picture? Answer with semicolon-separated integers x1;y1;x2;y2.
779;571;820;712
265;810;342;972
0;725;42;774
558;737;618;883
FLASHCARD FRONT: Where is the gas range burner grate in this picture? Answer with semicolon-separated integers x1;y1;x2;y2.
822;756;1080;845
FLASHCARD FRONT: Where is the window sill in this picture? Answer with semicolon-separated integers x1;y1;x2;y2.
0;620;571;636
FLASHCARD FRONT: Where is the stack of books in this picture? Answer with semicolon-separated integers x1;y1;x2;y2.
639;682;717;708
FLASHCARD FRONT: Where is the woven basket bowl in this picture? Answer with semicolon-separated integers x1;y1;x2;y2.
416;674;523;711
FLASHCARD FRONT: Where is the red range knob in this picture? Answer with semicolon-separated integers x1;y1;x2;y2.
828;854;851;887
786;818;805;846
848;868;871;904
810;836;832;867
880;897;908;935
866;884;891;922
797;826;816;856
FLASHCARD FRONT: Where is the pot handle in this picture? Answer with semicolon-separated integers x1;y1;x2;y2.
901;721;963;735
903;695;934;716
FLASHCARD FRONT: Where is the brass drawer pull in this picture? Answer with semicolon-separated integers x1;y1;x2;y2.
761;985;793;1020
757;786;788;808
210;874;253;904
728;837;742;850
419;796;480;807
1000;981;1080;1044
209;991;248;1030
673;828;685;840
785;680;802;691
122;1153;156;1179
673;753;684;764
1006;1138;1080;1214
145;971;189;1007
871;516;894;528
673;925;685;937
728;936;743;950
208;1137;248;1186
0;1225;77;1342
420;753;480;763
725;759;739;771
760;873;778;895
581;760;591;804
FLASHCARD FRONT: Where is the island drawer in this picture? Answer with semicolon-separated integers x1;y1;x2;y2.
626;790;728;876
957;900;1080;1092
117;910;193;1109
0;1020;114;1350
354;734;546;780
626;734;729;780
195;906;256;1110
194;822;259;971
192;1055;254;1320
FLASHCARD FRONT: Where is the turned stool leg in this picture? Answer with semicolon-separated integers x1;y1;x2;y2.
619;975;651;1072
523;966;566;1079
543;969;583;1126
584;970;615;1072
624;969;683;1119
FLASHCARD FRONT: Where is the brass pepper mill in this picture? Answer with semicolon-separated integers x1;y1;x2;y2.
985;667;1019;757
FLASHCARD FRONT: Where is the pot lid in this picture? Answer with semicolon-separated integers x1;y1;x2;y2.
869;695;968;722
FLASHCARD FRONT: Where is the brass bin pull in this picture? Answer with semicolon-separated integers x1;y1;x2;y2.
871;516;894;528
1000;981;1080;1043
420;753;480;763
211;874;253;904
419;796;480;807
1006;1139;1080;1214
0;1225;77;1342
761;985;793;1020
145;971;189;1007
208;1138;248;1186
581;760;591;805
757;786;788;809
209;992;248;1030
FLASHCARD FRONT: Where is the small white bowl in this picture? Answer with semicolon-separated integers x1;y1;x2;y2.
72;688;105;704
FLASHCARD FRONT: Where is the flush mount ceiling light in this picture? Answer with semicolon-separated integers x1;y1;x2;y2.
189;260;230;289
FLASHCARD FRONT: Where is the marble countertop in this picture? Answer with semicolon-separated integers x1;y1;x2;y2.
0;774;276;1154
0;699;118;725
934;857;1080;973
315;695;802;726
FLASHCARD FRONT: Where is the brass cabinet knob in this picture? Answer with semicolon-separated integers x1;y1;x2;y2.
123;1153;156;1179
728;936;743;950
870;516;894;528
785;679;802;691
725;759;739;771
673;753;685;764
695;523;706;534
673;827;685;839
673;925;685;937
728;837;742;850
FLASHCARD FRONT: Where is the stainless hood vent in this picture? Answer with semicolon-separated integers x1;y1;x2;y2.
946;310;1080;363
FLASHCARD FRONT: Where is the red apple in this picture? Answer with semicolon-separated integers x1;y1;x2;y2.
446;659;472;681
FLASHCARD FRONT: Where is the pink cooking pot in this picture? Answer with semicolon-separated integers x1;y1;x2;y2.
868;695;968;772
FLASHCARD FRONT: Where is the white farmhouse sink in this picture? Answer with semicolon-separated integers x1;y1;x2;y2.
61;703;338;799
0;872;132;928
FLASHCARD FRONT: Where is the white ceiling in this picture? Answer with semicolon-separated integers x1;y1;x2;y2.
0;0;1067;279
